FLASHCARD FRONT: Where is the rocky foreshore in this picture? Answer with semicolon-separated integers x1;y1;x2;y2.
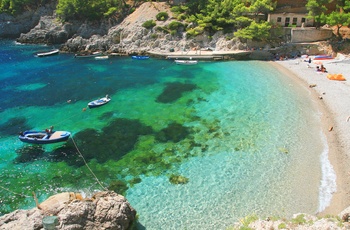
2;190;350;229
0;191;136;230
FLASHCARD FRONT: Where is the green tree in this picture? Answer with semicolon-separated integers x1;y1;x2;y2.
56;0;126;22
306;0;332;28
0;0;48;15
320;0;350;38
234;21;271;41
248;0;276;21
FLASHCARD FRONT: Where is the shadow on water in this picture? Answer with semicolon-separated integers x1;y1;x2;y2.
0;117;32;136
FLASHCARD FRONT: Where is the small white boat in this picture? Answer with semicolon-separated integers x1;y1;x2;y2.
175;60;198;65
36;49;59;57
95;55;109;60
75;51;102;58
88;95;111;108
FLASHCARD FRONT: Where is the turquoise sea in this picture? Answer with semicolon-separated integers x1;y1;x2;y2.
0;40;336;229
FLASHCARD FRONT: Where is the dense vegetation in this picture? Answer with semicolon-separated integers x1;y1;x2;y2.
0;0;349;40
308;0;350;37
55;0;131;21
0;0;49;15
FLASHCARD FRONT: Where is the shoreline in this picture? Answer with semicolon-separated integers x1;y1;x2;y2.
152;50;350;216
273;57;350;215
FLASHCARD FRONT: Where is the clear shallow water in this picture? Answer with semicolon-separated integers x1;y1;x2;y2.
0;40;335;229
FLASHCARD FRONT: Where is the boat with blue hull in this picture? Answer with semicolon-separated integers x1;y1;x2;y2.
132;55;149;60
19;130;71;144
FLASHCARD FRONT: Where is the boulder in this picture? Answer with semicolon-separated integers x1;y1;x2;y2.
0;191;136;230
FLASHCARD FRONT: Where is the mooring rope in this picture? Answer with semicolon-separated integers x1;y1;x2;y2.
53;107;88;127
0;185;31;198
70;137;107;191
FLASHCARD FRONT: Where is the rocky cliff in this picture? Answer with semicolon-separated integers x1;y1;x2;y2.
0;191;136;230
12;2;247;54
0;2;56;38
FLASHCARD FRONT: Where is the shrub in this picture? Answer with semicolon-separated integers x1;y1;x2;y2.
291;214;307;225
177;13;187;21
186;27;204;38
155;26;169;33
156;11;169;21
278;223;287;229
168;21;184;30
104;7;117;17
142;20;156;29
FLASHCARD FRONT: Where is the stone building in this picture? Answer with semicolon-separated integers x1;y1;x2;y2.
268;7;313;27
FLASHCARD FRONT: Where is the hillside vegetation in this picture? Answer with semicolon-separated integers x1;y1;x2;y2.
0;0;349;41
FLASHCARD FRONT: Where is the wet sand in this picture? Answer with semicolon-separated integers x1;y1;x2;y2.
273;56;350;215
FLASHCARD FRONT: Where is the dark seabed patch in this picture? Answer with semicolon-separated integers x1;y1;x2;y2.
156;82;197;103
14;145;45;163
49;118;154;166
156;122;190;142
0;117;32;136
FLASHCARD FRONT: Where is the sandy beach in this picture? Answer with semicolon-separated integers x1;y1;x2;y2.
273;56;350;216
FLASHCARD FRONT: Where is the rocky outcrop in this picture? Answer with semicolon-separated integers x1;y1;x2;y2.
0;3;56;38
61;2;249;54
16;16;117;45
233;210;350;230
0;191;136;230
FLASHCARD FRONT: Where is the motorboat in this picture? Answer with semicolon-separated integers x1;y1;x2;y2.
88;95;111;108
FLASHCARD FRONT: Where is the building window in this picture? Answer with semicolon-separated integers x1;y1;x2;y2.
277;17;282;22
292;17;297;25
285;17;290;27
301;18;306;23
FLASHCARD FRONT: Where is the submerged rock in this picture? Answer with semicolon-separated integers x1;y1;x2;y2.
0;191;136;230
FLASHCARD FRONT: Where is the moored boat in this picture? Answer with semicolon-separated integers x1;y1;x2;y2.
132;55;150;60
75;51;102;58
36;49;59;57
175;60;198;65
88;95;111;108
19;130;71;144
95;55;109;60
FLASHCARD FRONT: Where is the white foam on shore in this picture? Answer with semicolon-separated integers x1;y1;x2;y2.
318;131;337;212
